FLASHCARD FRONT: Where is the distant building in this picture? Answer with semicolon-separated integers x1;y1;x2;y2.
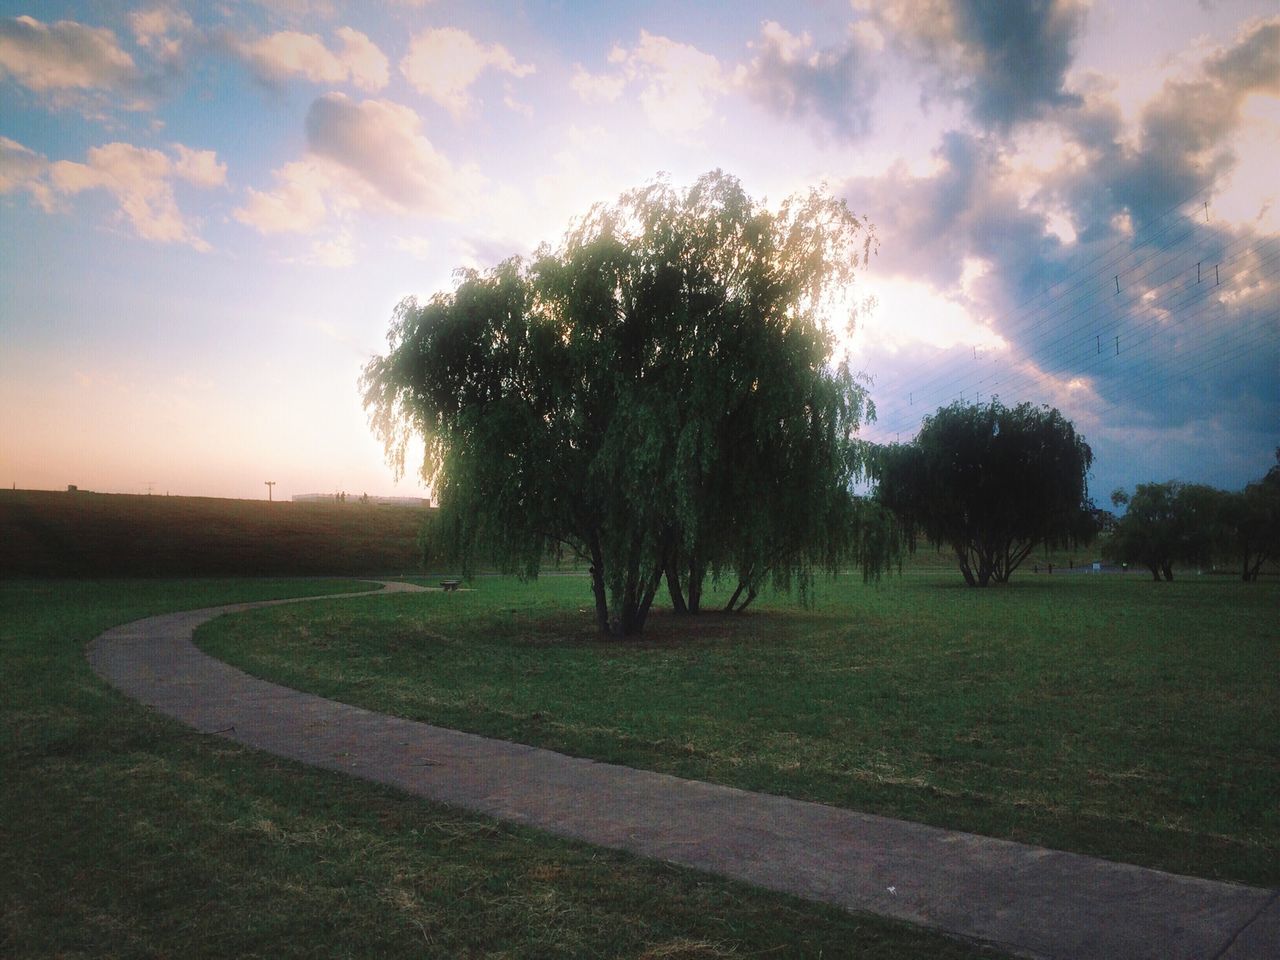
291;493;431;507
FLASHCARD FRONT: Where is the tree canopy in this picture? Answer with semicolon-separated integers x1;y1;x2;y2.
1109;481;1223;581
874;399;1094;586
362;171;888;635
1110;452;1280;581
1228;451;1280;581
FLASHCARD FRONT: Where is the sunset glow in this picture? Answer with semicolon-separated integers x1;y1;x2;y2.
2;1;1277;500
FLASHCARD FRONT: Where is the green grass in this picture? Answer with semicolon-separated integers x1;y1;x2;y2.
0;577;1004;959
199;572;1280;888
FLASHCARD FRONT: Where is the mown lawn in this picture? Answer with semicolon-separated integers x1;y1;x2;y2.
199;572;1280;888
0;578;1003;959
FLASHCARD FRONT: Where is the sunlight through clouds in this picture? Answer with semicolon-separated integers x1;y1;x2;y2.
601;31;730;136
1;1;1276;499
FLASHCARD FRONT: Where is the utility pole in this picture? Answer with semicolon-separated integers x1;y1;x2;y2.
265;481;276;502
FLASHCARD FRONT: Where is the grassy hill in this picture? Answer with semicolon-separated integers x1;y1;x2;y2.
0;489;426;577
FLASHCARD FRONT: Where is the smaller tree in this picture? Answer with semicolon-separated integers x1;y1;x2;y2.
1218;450;1280;581
1107;481;1224;581
875;399;1094;586
1109;483;1176;580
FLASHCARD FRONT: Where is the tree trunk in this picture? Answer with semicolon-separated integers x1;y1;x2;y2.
687;558;705;614
618;568;640;636
665;554;687;613
589;551;610;636
1161;562;1174;581
1148;564;1161;581
954;545;977;587
634;562;663;632
724;579;747;612
975;544;995;587
1243;551;1266;582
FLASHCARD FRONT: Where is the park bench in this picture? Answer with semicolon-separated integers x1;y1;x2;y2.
440;579;461;592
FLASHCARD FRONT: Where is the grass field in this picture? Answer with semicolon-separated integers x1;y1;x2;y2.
0;577;1004;959
199;572;1280;888
0;489;427;577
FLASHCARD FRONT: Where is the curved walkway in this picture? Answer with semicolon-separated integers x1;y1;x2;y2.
87;581;1278;960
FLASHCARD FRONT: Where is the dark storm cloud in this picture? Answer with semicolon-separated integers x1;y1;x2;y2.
868;0;1087;129
952;0;1085;126
1055;17;1280;237
840;19;1280;491
843;131;1071;302
742;21;880;141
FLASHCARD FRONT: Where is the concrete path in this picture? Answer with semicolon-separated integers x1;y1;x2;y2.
87;581;1278;960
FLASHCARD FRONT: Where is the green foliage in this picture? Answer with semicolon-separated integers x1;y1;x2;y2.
363;171;887;635
1108;481;1226;580
1221;450;1280;581
875;399;1094;586
1115;452;1280;581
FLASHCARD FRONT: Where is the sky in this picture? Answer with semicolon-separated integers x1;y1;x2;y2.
1;0;1277;503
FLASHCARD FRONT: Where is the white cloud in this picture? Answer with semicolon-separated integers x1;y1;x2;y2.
129;7;194;63
236;94;485;243
46;141;224;250
236;27;389;91
172;144;228;188
0;15;139;92
234;159;332;234
570;65;626;103
0;136;54;210
576;31;730;137
333;27;390;91
303;93;483;215
393;234;432;260
853;276;1005;354
503;87;534;119
400;27;535;116
305;231;356;268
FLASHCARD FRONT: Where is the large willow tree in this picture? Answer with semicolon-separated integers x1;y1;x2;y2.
362;171;888;635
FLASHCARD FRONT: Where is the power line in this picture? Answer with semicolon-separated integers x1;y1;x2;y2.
870;221;1271;432
864;225;1278;440
867;186;1222;403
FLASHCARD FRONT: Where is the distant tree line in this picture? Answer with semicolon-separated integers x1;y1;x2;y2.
1108;451;1280;581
